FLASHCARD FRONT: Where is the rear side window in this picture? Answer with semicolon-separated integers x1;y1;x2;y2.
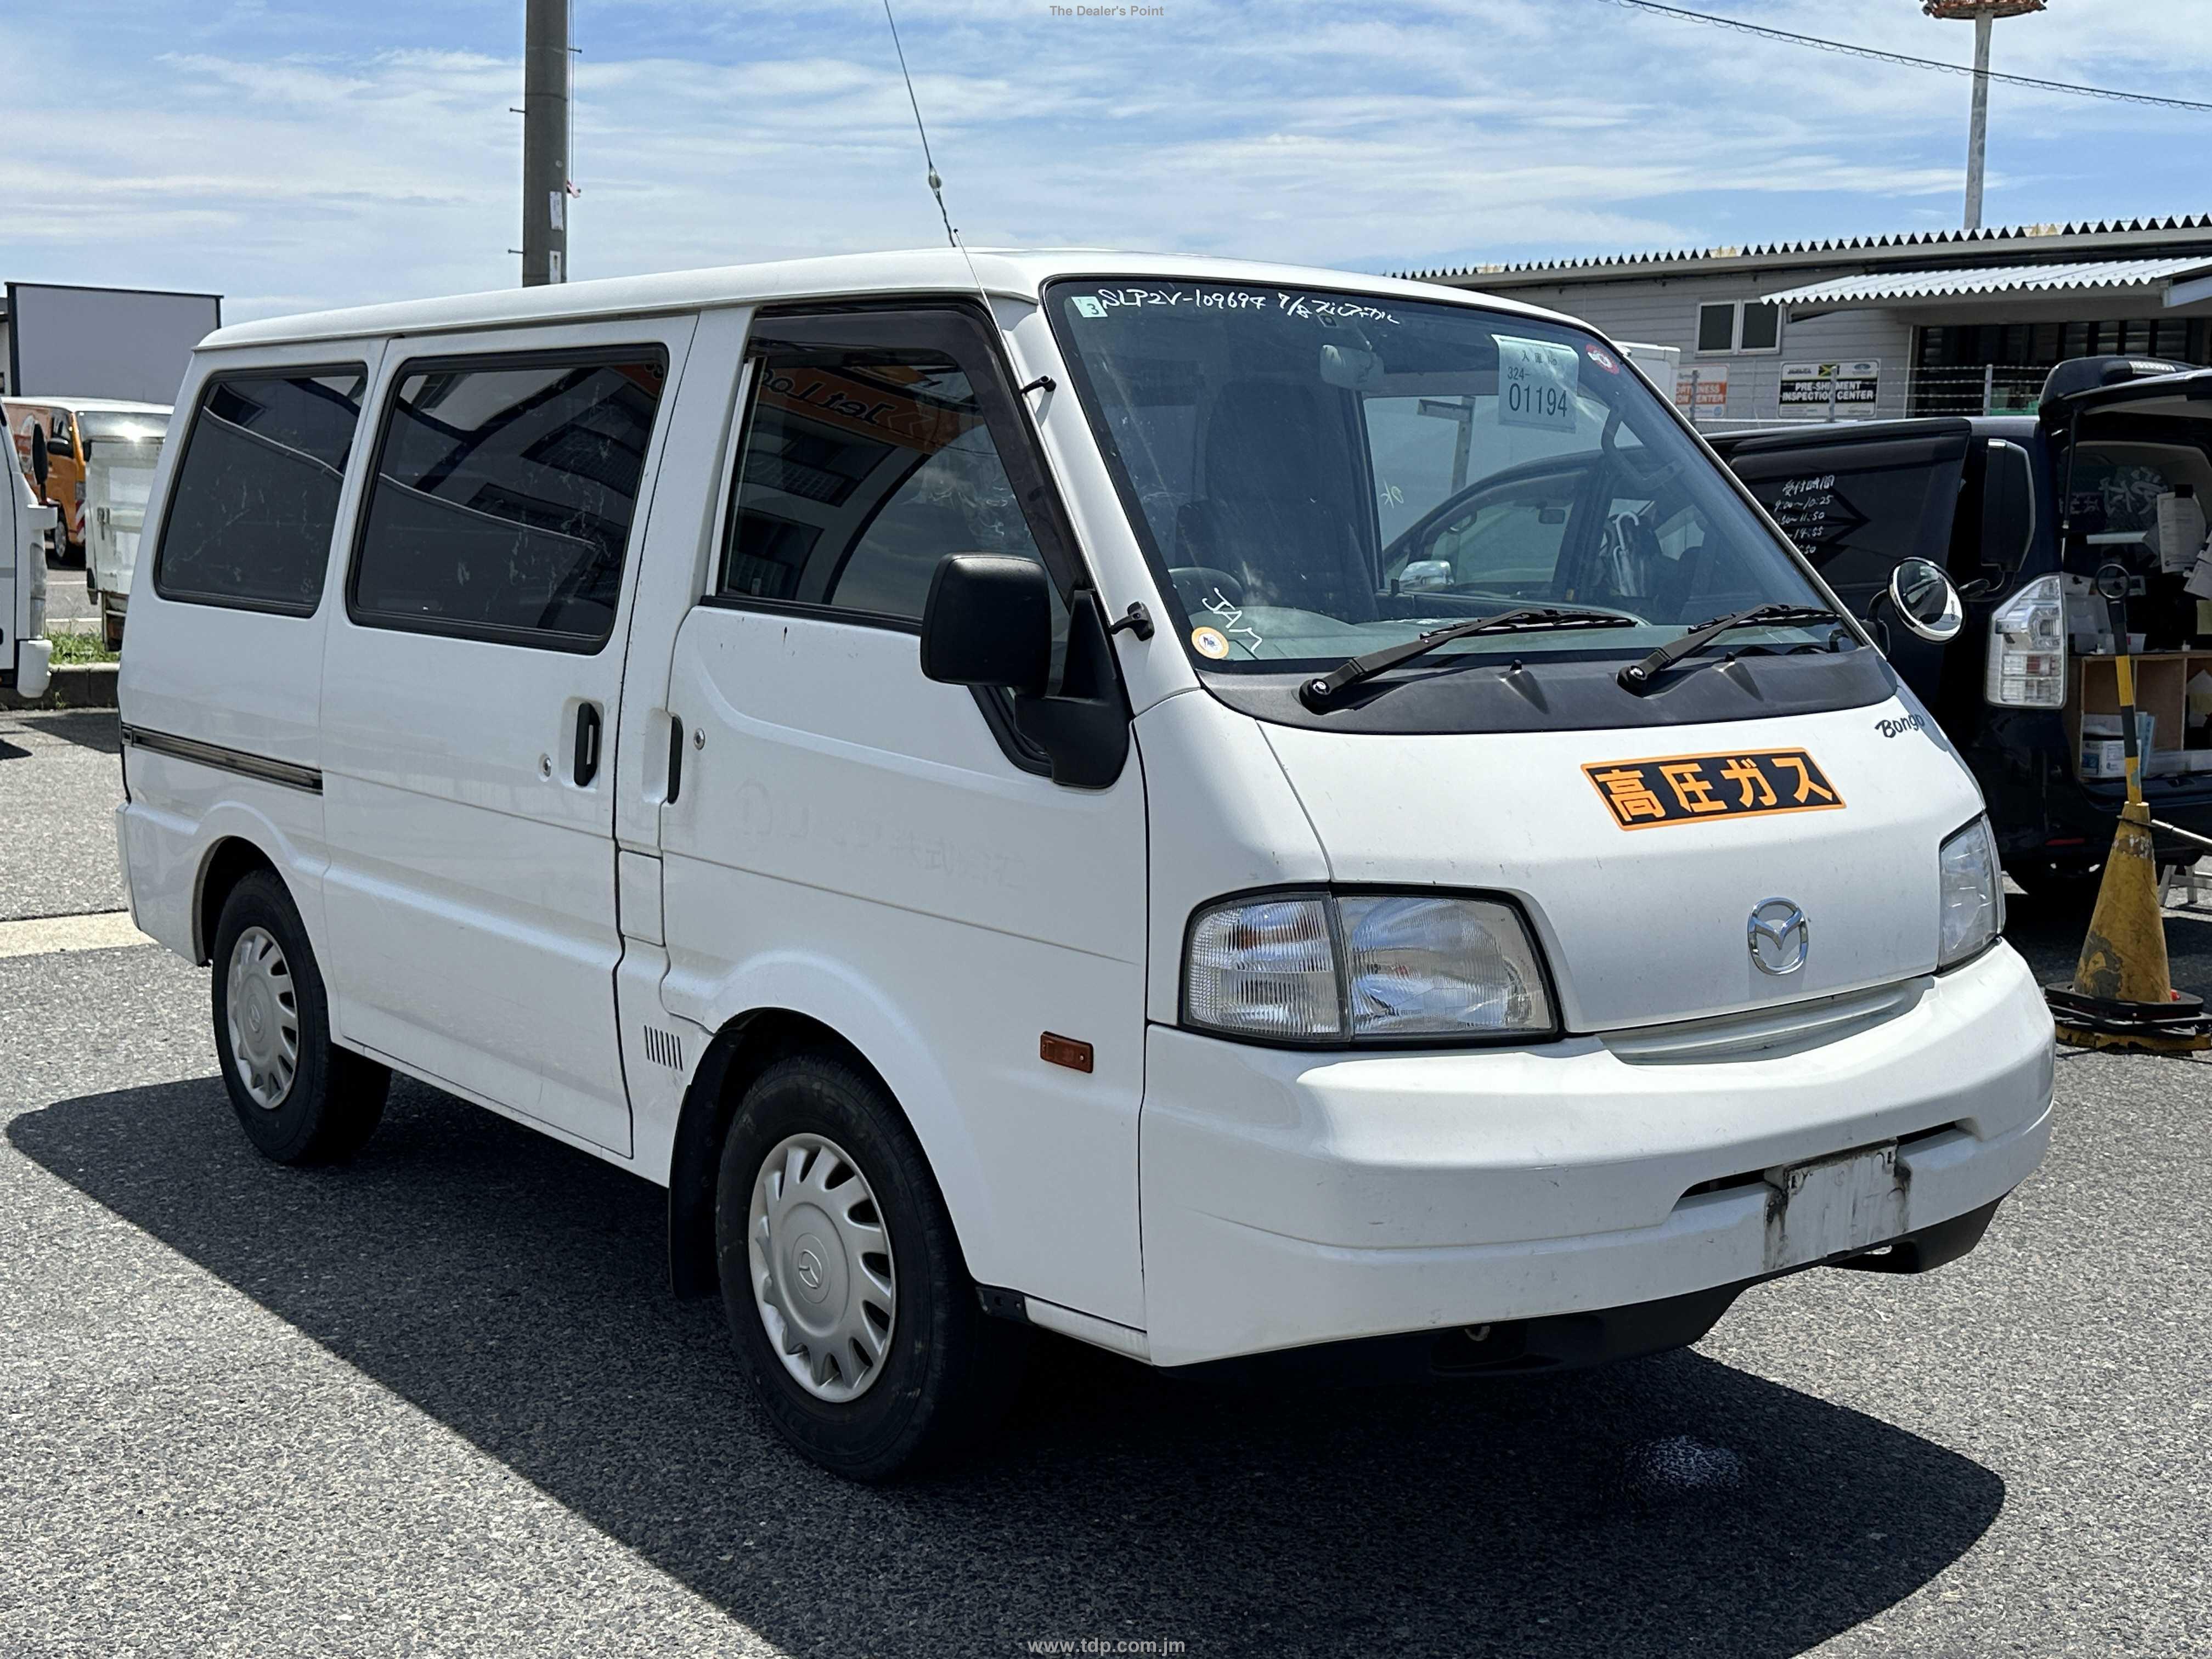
1728;436;1970;604
350;349;667;651
718;350;1046;624
154;367;368;613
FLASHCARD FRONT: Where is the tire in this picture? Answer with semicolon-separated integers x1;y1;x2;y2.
101;610;124;652
715;1053;1026;1481
210;870;389;1164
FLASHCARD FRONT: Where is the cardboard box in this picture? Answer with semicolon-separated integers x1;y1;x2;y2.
2083;740;2130;778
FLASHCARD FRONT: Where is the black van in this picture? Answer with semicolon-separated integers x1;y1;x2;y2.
1711;356;2212;896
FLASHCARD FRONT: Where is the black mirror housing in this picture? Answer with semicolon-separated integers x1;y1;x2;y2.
920;554;1053;696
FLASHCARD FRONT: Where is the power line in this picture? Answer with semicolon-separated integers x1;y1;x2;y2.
1600;0;2212;114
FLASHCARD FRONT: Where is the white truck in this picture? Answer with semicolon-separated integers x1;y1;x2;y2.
78;405;168;647
3;458;55;699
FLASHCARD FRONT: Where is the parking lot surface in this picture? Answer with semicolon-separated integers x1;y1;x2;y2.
2;704;2208;1658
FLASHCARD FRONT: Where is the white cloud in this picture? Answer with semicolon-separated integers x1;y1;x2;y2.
0;0;2204;321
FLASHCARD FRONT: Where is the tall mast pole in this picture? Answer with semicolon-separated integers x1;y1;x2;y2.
522;0;569;286
1965;12;1994;230
1923;2;2048;233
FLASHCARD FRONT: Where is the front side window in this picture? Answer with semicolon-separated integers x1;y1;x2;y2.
719;349;1046;623
1049;280;1839;681
154;366;368;613
351;350;665;650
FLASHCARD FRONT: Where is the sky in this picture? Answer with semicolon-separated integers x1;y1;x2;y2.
3;0;2209;324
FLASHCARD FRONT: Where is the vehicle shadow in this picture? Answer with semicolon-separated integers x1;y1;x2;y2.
10;1077;2005;1659
10;707;120;754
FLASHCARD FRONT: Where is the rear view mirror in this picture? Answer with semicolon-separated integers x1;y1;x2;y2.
1319;344;1384;390
920;554;1052;696
1889;557;1964;643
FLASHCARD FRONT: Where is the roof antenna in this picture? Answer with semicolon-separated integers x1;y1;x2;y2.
879;0;1017;374
882;0;959;250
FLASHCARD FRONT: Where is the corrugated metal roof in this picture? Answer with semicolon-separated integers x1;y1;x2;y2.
1763;256;2212;306
1398;213;2212;285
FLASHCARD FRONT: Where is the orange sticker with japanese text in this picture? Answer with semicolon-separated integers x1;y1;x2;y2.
1583;749;1843;830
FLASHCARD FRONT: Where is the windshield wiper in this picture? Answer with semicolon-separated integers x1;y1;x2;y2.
1616;603;1847;695
1300;607;1639;710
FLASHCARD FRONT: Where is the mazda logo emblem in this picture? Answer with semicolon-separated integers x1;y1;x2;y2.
1747;898;1810;975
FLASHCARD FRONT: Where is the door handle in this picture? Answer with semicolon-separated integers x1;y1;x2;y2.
665;712;684;804
574;702;602;786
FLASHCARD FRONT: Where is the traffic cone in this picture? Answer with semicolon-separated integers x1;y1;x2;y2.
2045;595;2208;1051
2067;800;2174;1003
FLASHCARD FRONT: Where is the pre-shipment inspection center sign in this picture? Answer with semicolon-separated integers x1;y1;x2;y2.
1780;359;1882;412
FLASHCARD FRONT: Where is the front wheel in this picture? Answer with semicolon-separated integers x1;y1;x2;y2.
210;870;389;1163
714;1054;1025;1481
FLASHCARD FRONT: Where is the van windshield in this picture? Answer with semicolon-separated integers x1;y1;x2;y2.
77;412;167;446
1047;279;1846;676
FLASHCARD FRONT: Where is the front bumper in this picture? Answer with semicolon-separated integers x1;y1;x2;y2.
1139;944;2054;1368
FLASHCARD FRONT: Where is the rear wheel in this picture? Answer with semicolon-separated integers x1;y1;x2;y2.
210;870;388;1163
714;1053;1025;1481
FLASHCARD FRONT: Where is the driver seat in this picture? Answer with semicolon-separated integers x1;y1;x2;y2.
1177;380;1377;624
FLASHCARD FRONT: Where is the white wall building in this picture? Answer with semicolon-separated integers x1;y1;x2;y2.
1405;215;2212;430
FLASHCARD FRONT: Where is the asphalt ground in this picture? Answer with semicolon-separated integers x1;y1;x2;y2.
2;706;2208;1658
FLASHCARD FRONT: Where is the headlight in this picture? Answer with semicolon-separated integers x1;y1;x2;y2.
1184;890;1556;1043
1938;816;2004;969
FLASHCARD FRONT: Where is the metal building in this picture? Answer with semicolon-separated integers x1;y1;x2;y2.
1404;214;2212;429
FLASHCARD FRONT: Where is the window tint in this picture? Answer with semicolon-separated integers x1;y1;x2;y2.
720;351;1045;623
1733;452;1965;601
154;368;368;613
351;351;665;649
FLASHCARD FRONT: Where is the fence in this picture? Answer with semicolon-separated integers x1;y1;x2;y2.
1906;363;2050;418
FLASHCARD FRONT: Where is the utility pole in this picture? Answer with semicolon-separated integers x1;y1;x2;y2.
521;0;569;285
1923;1;2048;232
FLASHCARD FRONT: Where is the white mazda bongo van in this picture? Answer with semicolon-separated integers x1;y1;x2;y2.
116;251;2054;1478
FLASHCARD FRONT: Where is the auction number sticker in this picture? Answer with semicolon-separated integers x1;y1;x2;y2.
1584;749;1843;830
1497;335;1582;432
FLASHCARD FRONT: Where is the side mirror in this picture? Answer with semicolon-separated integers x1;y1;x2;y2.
920;554;1052;696
1398;558;1453;592
1888;557;1963;642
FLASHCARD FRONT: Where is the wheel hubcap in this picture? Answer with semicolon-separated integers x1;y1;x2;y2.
224;927;299;1110
748;1133;895;1402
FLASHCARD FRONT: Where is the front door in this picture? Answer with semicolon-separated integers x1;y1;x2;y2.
654;306;1153;1327
320;319;695;1155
